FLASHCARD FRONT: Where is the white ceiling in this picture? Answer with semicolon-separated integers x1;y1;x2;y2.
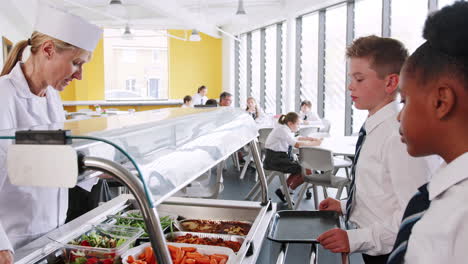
6;0;345;39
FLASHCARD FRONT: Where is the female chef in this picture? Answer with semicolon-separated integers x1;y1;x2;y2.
0;4;102;263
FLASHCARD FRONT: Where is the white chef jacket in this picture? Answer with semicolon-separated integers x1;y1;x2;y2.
339;101;433;255
405;152;468;263
265;124;297;153
0;62;68;252
191;93;208;106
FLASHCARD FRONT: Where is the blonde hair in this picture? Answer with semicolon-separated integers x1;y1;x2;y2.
245;97;261;117
1;31;88;76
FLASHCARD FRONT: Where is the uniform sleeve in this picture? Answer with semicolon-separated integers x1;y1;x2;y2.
280;128;297;147
0;222;13;252
347;133;431;255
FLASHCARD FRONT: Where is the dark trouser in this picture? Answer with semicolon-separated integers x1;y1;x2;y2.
362;253;390;264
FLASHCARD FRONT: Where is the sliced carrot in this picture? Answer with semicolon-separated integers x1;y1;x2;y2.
209;255;227;262
218;259;226;264
185;260;196;264
138;252;146;260
186;252;203;258
210;259;218;264
180;256;187;264
181;247;197;253
127;255;135;263
194;258;211;264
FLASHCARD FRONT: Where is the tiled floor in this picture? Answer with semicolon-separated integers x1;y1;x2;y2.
196;159;364;264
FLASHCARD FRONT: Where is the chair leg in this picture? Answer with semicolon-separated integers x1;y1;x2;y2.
279;173;294;209
252;173;275;201
322;186;328;199
335;184;345;200
239;157;251;180
345;167;350;179
232;152;240;172
294;183;309;210
312;185;319;209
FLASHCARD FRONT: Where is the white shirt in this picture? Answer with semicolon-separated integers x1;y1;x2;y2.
191;93;208;106
405;152;468;263
339;102;433;255
299;110;320;122
0;62;67;252
265;124;297;153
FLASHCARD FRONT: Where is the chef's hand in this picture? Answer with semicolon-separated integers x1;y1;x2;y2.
317;228;350;253
0;250;13;264
319;197;342;214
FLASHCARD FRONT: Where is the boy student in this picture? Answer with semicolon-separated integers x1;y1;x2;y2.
316;36;432;264
387;3;468;263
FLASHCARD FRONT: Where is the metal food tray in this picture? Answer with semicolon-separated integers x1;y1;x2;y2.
267;210;341;243
175;219;252;236
165;231;245;252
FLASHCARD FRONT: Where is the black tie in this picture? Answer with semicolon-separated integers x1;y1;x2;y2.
345;125;367;221
387;183;431;264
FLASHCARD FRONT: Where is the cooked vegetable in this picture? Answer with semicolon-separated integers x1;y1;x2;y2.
69;232;126;249
127;245;229;264
114;212;174;237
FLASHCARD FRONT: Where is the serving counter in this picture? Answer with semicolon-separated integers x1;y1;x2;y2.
2;107;344;264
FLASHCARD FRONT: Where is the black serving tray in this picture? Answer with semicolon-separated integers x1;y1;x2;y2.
267;210;342;243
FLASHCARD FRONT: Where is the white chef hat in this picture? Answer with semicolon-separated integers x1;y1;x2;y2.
34;4;103;52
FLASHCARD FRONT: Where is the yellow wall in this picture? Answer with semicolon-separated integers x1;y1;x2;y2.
168;30;222;100
60;30;223;109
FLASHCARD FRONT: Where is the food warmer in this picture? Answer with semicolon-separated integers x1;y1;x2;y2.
2;107;275;264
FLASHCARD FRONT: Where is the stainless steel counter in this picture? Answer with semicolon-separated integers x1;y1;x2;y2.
15;195;276;264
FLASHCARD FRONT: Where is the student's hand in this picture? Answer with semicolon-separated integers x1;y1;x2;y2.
319;198;342;213
317;228;350;253
0;250;13;264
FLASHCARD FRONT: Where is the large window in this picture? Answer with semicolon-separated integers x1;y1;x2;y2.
238;34;248;108
250;30;261;104
324;4;347;136
265;25;278;114
355;0;382;38
352;0;382;133
439;0;459;9
391;0;427;53
103;29;168;100
300;13;319;115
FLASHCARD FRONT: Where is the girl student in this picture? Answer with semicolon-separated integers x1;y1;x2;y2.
387;2;468;263
245;97;262;120
263;112;322;202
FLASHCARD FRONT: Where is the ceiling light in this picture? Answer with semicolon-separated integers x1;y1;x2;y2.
236;0;247;16
122;24;133;40
108;0;127;17
189;29;202;42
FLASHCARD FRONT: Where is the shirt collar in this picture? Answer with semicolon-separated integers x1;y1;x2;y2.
428;152;468;200
364;101;399;134
8;62;37;99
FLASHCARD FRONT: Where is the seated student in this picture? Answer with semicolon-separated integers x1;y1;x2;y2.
245;97;262;120
205;99;218;106
316;36;432;264
263;112;322;202
387;3;468;263
299;100;320;123
182;95;192;108
192;85;208;105
219;92;233;107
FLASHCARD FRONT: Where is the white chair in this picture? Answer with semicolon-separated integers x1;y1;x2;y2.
244;170;295;209
295;147;350;209
319;119;331;133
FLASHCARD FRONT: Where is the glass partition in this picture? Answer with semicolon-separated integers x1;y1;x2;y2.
0;107;258;206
